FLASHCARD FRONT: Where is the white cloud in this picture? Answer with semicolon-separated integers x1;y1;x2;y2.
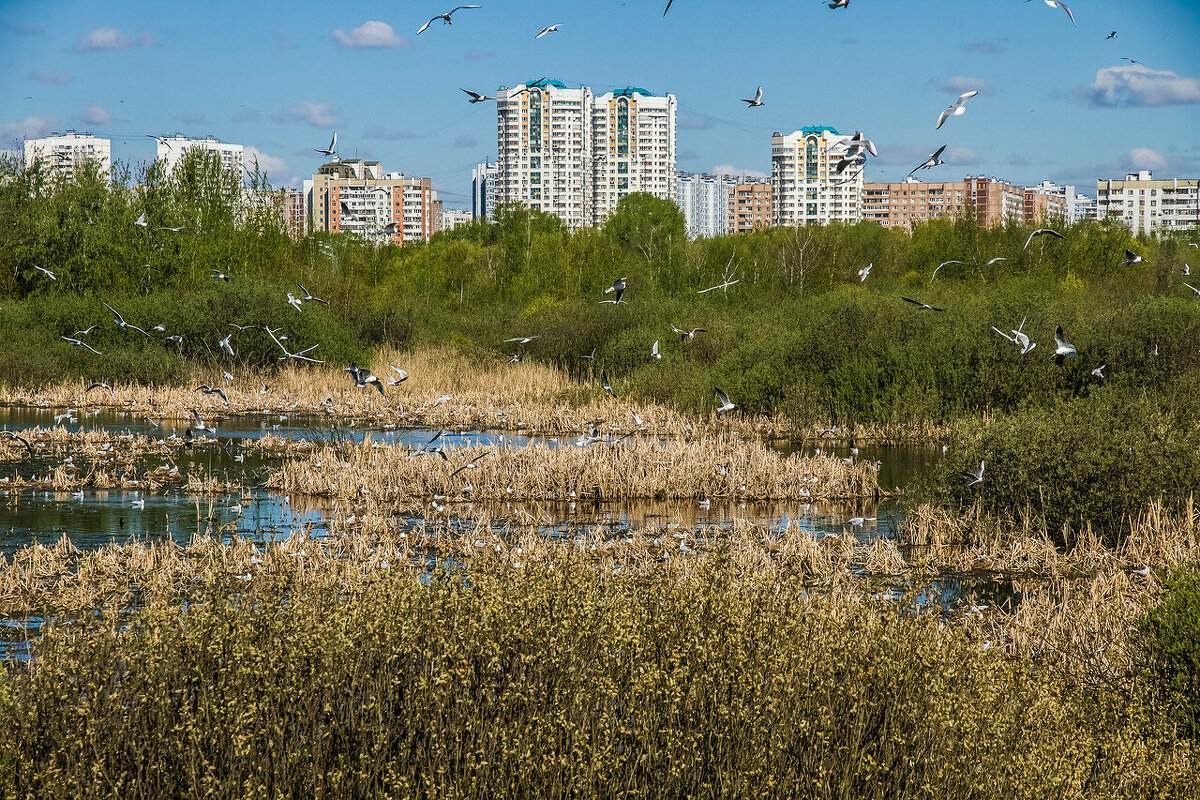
243;146;288;181
944;146;980;165
0;116;58;144
76;105;112;125
1127;148;1168;171
711;164;767;180
74;27;155;53
332;21;409;50
275;101;339;128
30;70;73;85
1078;65;1200;107
931;76;992;95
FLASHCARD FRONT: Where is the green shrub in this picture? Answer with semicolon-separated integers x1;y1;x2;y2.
1140;564;1200;738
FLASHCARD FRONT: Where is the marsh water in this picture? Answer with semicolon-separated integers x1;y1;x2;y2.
1;405;936;554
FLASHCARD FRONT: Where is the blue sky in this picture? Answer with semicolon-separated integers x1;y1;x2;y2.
2;0;1198;207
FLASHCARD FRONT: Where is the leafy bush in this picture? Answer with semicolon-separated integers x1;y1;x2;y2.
1140;565;1200;738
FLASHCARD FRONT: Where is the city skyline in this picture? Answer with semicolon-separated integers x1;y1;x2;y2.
2;0;1198;208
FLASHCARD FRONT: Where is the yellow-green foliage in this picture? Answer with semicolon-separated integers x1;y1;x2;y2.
0;546;1194;798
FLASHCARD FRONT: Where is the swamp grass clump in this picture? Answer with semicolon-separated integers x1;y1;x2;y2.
0;536;1195;798
268;433;881;502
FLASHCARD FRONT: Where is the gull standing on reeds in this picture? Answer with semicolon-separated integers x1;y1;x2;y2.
62;336;102;354
909;145;947;176
1053;324;1076;365
715;388;736;414
936;90;978;130
901;296;946;312
1024;228;1065;249
33;265;56;280
103;303;150;337
1027;0;1075;26
535;24;561;38
857;263;872;282
418;6;481;34
601;277;627;304
314;132;337;156
964;460;984;487
1120;249;1143;267
741;86;764;107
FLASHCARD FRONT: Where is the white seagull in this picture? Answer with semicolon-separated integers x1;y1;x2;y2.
651;340;661;360
930;260;965;283
992;317;1036;354
857;263;873;282
909;145;947;176
697;278;740;294
1091;364;1106;379
1030;0;1076;26
671;324;706;341
601;277;627;304
535;24;561;39
219;334;235;357
418;6;482;35
1024;228;1066;249
62;336;102;355
964;461;985;487
460;88;494;103
714;388;736;414
33;265;56;280
741;86;764;107
935;90;979;130
297;283;327;304
314;132;337;157
1120;249;1143;267
103;303;150;337
134;213;148;228
287;293;303;311
1053;324;1076;365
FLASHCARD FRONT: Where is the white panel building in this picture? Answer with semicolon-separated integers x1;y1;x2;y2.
23;132;111;180
1030;181;1097;223
155;136;244;176
676;173;732;238
495;79;676;229
1096;171;1199;234
771;127;863;226
471;161;497;220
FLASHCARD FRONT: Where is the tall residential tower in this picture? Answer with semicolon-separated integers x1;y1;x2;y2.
771;127;862;226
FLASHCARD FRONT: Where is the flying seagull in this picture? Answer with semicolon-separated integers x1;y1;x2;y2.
134;213;148;228
935;90;979;130
901;296;946;312
909;145;947;176
504;336;539;345
672;324;706;341
1091;364;1106;379
1182;282;1200;297
828;0;850;7
1053;324;1076;365
600;370;616;399
741;86;764;107
448;450;490;480
992;318;1036;354
74;325;99;337
196;384;230;405
387;365;408;386
985;257;1008;266
714;388;736;414
156;226;184;233
33;265;56;280
964;460;985;487
62;336;102;354
1;431;34;458
930;260;965;283
1023;228;1065;249
535;24;561;38
1121;57;1141;65
103;303;150;337
418;6;482;35
314;132;337;157
297;283;326;304
651;340;662;360
1029;0;1076;26
219;334;235;357
1120;249;1143;267
460;88;494;103
601;277;627;304
210;269;229;281
1106;31;1117;39
287;293;303;312
857;263;873;282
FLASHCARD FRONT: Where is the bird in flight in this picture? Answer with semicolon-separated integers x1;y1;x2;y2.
297;283;326;304
1029;0;1076;26
963;461;984;487
741;86;764;107
418;6;482;35
601;370;616;399
651;340;662;360
909;145;947;176
1122;57;1142;65
828;0;851;8
210;269;229;281
901;296;946;312
535;24;561;39
448;451;490;479
930;260;965;283
103;303;150;337
672;324;706;341
698;278;739;294
1183;282;1200;297
1091;364;1106;379
1120;249;1143;267
601;277;627;304
1023;228;1065;249
1;431;34;458
1106;31;1117;39
857;263;872;282
985;257;1008;266
157;225;184;233
460;88;494;103
134;213;148;228
387;365;408;386
62;336;102;354
33;265;56;280
936;90;978;130
219;334;235;357
196;384;230;405
314;132;337;156
992;318;1036;354
714;388;736;414
287;293;303;312
1053;325;1076;365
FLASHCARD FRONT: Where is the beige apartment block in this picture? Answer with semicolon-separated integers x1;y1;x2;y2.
309;159;436;244
862;179;969;230
1097;171;1199;234
728;182;773;233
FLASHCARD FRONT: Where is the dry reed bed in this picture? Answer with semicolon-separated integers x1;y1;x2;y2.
3;345;949;442
268;434;882;502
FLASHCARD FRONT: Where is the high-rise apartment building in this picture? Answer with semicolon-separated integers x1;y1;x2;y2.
281;188;307;240
1096;171;1199;234
1022;187;1067;226
675;173;733;238
590;87;677;224
495;78;676;229
155;135;244;175
964;176;1026;226
771;128;863;226
441;209;473;231
23;132;112;180
728;181;773;234
308;159;437;244
862;178;969;229
471;161;497;220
